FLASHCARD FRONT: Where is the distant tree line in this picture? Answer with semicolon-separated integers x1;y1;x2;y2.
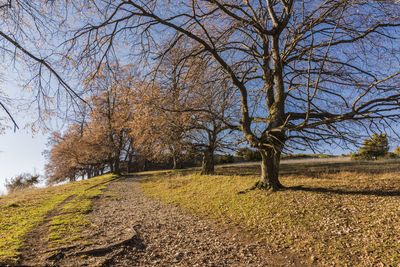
351;134;400;160
3;1;400;192
44;63;240;185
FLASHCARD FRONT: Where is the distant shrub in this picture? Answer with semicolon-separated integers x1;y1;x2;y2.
350;152;359;160
384;152;398;159
218;154;235;164
236;148;262;162
5;173;40;193
318;154;332;158
281;153;313;160
352;134;389;160
394;147;400;157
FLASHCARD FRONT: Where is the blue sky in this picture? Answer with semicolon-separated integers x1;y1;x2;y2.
0;129;47;195
0;76;49;195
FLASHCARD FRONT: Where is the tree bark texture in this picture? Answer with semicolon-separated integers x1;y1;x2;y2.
201;150;215;175
172;154;177;169
255;147;284;191
114;157;121;175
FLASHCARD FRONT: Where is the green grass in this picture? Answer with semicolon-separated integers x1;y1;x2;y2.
0;174;117;263
141;161;400;266
48;175;116;245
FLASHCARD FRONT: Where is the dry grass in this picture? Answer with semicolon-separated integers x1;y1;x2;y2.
141;160;400;266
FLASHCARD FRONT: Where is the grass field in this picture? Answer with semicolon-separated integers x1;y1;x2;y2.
0;174;118;263
141;159;400;266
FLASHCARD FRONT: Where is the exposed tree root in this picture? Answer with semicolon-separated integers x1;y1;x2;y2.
72;232;139;257
45;230;144;265
45;244;81;254
201;171;215;175
237;181;285;194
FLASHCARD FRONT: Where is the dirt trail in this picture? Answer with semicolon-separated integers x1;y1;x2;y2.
19;175;311;266
17;194;78;266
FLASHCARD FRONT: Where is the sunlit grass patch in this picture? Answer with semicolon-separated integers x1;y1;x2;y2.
141;164;400;266
48;174;117;246
0;174;118;263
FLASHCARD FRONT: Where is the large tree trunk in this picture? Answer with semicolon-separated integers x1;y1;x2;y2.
172;154;178;169
255;147;284;191
142;159;148;171
201;150;215;175
171;152;182;169
109;160;114;173
114;157;121;175
127;153;133;173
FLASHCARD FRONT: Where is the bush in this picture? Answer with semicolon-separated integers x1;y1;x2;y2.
218;154;235;164
394;147;400;157
384;152;398;159
281;153;313;160
352;134;389;160
350;152;359;160
236;148;262;162
318;154;332;158
5;173;40;193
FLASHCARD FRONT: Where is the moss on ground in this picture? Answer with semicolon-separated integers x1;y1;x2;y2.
141;163;400;266
0;174;118;263
48;176;116;245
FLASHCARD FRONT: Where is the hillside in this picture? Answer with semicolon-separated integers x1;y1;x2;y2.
0;174;118;265
0;171;306;266
1;158;400;266
143;159;400;266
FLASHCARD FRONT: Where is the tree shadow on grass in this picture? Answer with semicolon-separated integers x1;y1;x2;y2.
218;160;400;178
283;185;400;197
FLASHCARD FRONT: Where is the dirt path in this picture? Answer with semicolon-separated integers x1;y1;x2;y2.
17;194;78;266
19;175;311;266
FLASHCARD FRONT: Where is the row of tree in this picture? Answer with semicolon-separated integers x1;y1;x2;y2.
2;1;400;191
44;59;240;184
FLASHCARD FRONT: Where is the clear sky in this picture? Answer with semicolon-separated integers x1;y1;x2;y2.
0;129;47;195
0;76;49;195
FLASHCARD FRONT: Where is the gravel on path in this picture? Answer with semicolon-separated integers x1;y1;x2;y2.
51;175;311;266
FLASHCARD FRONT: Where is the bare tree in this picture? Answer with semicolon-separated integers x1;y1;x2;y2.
157;47;240;174
66;0;400;191
45;64;136;182
187;83;239;175
0;0;84;130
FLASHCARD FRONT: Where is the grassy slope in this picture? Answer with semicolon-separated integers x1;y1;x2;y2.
141;161;400;266
0;174;118;263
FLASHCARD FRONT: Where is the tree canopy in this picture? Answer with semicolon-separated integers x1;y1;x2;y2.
58;0;400;190
2;1;400;190
0;1;86;130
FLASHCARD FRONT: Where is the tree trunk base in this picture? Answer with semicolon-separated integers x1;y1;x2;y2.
200;150;215;175
251;180;285;191
237;181;285;194
201;169;215;175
